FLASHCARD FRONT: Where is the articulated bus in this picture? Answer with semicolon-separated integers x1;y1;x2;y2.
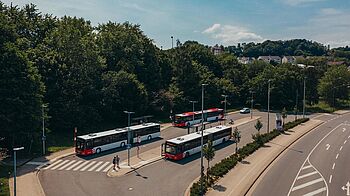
173;108;224;127
76;123;160;156
163;125;232;160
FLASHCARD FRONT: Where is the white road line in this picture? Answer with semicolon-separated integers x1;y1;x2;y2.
340;146;343;151
329;175;332;184
73;161;89;171
66;160;82;170
303;187;327;196
336;153;339;159
302;165;313;170
88;161;103;171
50;160;69;170
43;160;62;170
103;164;113;172
292;178;324;191
332;163;335;170
343;128;346;132
344;140;347;144
58;160;76;170
80;161;96;171
297;171;318;180
95;162;110;172
348;135;350;139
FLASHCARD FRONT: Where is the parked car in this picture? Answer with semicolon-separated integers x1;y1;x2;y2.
239;108;250;114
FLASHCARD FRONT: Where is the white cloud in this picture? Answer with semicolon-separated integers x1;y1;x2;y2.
283;0;325;6
202;24;263;44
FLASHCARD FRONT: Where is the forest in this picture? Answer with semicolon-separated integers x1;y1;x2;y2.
0;2;349;153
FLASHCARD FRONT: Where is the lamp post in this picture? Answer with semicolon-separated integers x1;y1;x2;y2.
267;80;271;133
124;111;134;166
171;36;174;49
42;104;47;155
221;95;228;124
13;147;24;196
250;91;254;119
200;83;208;196
189;101;198;127
303;76;306;118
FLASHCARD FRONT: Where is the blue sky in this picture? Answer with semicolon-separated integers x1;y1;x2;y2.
3;0;350;48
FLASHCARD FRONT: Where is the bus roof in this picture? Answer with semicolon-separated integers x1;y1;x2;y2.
77;122;160;140
166;125;230;144
175;108;223;117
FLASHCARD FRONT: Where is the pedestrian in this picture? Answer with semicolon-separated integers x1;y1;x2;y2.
112;156;117;170
137;135;141;158
116;155;120;169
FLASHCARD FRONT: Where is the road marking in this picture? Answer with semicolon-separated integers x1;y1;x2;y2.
329;175;333;184
103;164;113;172
343;128;346;132
80;161;96;171
43;160;62;170
95;162;110;172
50;160;69;170
348;135;350;139
88;161;103;171
73;161;89;171
297;171;318;180
336;153;339;159
303;187;327;196
345;140;347;144
342;181;350;196
332;163;335;170
302;165;312;170
340;146;343;151
66;160;82;170
58;160;76;170
291;178;323;191
326;144;330;150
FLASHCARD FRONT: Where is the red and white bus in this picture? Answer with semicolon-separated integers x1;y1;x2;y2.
163;125;232;160
173;108;224;127
76;123;160;156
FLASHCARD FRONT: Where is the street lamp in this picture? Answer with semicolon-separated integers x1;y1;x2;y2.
13;147;24;196
124;111;135;166
189;100;198;128
267;80;271;133
171;36;174;49
42;104;47;155
250;91;254;119
200;83;208;196
221;95;228;124
303;76;306;118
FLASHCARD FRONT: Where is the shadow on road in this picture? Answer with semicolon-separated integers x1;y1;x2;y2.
269;141;303;153
213;184;227;192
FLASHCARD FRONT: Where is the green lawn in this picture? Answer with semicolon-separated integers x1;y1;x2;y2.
0;163;11;196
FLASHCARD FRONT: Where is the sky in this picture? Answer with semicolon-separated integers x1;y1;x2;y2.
3;0;350;49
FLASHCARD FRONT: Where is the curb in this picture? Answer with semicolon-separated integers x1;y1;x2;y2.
243;120;324;196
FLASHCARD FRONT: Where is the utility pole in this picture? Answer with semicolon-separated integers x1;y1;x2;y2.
250;91;254;119
303;77;306;118
42;104;47;155
200;83;207;196
221;95;228;124
124;111;134;166
267;80;271;133
13;147;24;196
171;36;174;49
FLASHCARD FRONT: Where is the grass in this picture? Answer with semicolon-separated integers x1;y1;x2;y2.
0;163;11;196
306;100;350;114
46;131;73;154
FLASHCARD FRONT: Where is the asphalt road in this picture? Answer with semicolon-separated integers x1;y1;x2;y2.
250;112;350;196
39;111;308;196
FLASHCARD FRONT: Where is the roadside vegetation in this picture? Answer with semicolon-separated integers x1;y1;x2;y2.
0;163;11;196
190;118;309;196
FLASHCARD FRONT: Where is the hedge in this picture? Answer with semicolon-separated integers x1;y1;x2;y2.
190;118;309;196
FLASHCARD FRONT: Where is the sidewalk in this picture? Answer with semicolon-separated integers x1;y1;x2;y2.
204;119;323;196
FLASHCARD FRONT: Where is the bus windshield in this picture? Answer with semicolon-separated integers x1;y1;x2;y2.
165;142;178;154
76;139;85;150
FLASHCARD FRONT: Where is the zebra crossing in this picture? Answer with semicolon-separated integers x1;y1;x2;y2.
42;159;114;173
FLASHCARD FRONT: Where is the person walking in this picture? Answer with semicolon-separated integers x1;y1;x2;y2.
137;135;141;158
116;155;120;169
112;155;117;170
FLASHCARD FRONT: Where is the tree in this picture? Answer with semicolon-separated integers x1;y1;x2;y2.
254;119;263;133
203;140;215;183
282;107;288;126
232;127;241;153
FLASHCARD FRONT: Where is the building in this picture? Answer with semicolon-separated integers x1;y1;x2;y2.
282;56;304;64
211;44;223;55
258;56;281;64
237;57;255;64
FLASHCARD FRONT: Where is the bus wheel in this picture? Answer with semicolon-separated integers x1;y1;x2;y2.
148;135;152;141
96;148;101;154
120;142;125;148
185;152;190;158
222;138;226;143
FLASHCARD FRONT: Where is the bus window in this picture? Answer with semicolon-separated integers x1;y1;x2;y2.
165;142;178;154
